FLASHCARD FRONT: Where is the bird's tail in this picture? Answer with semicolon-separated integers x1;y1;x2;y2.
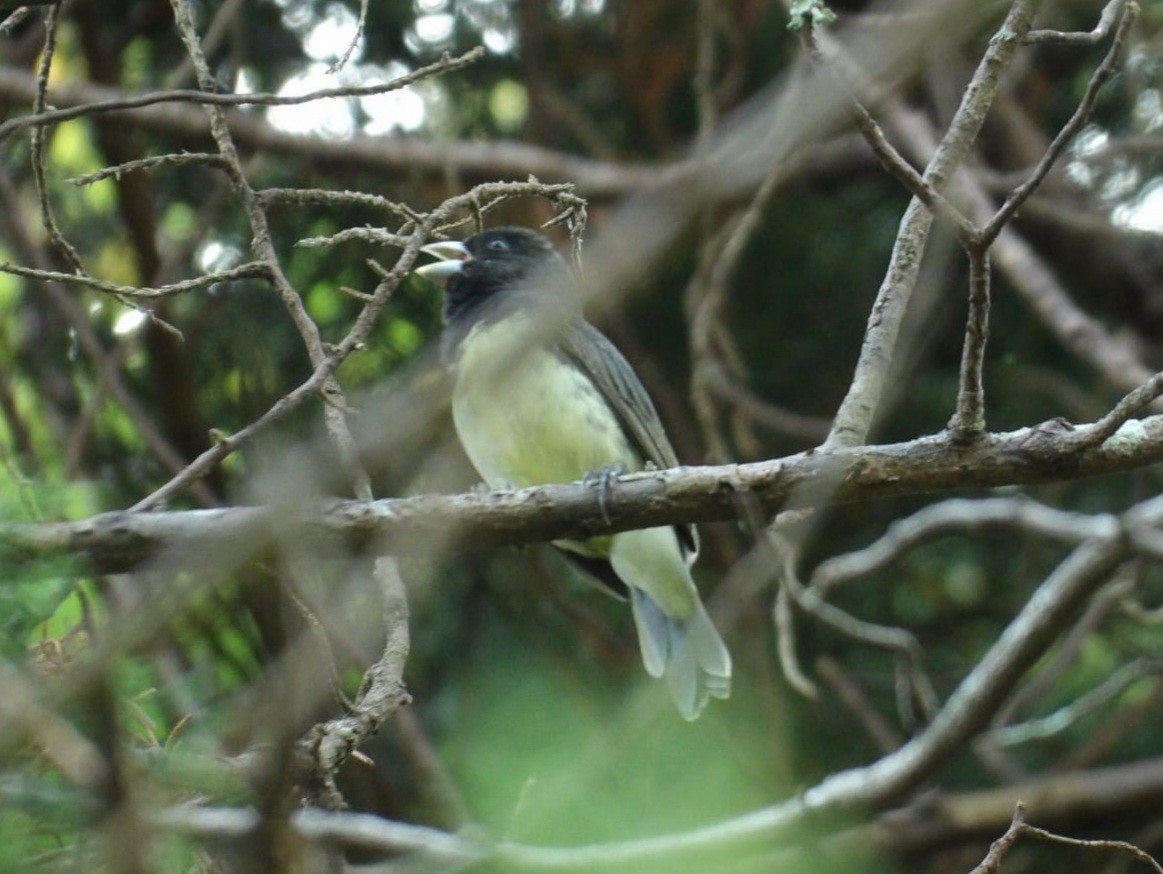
630;588;731;720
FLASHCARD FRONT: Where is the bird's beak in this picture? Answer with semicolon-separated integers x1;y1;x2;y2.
416;240;471;287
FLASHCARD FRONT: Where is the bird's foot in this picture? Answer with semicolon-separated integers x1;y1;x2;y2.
583;462;626;525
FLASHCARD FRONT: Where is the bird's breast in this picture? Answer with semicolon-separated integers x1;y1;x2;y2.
451;316;639;489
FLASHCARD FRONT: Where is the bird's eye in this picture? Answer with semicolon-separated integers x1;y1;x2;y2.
486;238;510;253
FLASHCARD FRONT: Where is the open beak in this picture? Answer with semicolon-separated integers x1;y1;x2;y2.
416;240;471;287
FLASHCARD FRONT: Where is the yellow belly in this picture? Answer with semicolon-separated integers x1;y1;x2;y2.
451;316;694;618
451;318;640;489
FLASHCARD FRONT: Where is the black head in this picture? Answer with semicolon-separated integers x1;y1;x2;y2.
417;227;573;331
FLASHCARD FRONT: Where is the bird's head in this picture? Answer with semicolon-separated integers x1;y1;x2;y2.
417;227;572;327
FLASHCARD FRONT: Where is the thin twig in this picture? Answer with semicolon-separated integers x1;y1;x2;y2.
29;3;83;274
69;151;230;186
797;22;978;246
326;0;369;74
299;557;411;809
774;585;818;697
0;261;271;298
0;7;35;34
982;1;1138;246
0;47;487;142
810;497;1117;597
991;655;1163;747
970;802;1163;874
257;187;422;222
1024;0;1127;44
1071;370;1163;450
296;227;413;249
825;0;1045;448
817;655;903;753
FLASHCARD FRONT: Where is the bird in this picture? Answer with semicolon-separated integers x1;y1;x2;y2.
415;226;731;720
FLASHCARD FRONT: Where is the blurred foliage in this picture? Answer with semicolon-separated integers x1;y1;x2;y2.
1;0;1163;871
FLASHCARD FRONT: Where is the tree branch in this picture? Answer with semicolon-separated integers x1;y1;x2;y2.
4;414;1163;573
824;0;1045;448
150;530;1149;870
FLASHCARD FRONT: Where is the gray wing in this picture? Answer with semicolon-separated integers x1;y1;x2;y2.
556;321;699;560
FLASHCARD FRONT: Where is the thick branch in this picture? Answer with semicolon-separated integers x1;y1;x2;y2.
4;414;1162;573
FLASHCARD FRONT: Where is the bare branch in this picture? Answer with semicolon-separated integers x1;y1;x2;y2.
948;247;991;439
774;584;818;698
299;558;411;808
765;516;935;713
809;496;1117;597
796;19;978;246
6;417;1162;574
1071;370;1163;450
0;47;487;143
149;756;1163;866
1025;0;1129;44
0;7;35;35
825;0;1045;448
982;1;1137;246
970;802;1163;874
991;655;1163;747
326;0;368;74
0;261;271;299
68;151;230;186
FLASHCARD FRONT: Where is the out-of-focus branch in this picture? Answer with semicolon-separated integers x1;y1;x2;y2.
0;64;675;196
0;8;36;35
0;47;487;142
817;656;903;753
298;558;411;808
153;528;1143;869
1025;0;1128;44
989;654;1163;748
809;496;1118;597
702;363;831;444
151;755;1163;866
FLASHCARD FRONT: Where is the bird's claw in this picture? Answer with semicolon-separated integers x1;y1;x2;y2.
583;462;626;525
